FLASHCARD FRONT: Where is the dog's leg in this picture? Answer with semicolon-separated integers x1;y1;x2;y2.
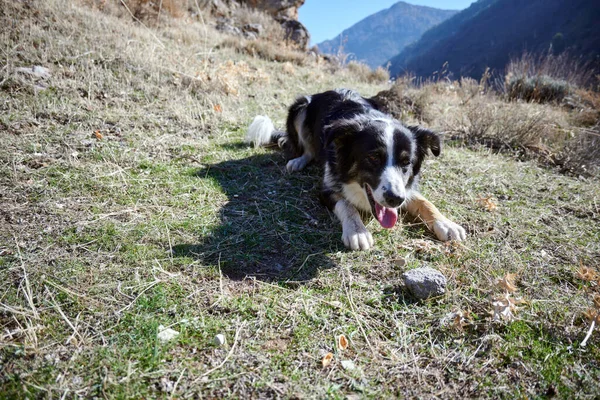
404;193;466;241
286;153;312;172
285;96;315;172
332;198;374;251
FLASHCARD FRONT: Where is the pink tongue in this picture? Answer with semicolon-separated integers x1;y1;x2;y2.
375;203;398;229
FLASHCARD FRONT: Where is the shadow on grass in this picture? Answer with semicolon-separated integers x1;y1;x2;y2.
172;148;340;282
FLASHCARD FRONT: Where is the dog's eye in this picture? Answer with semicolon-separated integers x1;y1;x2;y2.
366;154;381;165
398;158;410;167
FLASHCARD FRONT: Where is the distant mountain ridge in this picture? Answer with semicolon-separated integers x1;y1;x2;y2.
316;1;457;69
387;0;600;79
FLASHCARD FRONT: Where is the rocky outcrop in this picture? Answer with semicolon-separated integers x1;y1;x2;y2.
216;18;264;40
280;18;309;50
239;0;305;20
210;0;310;49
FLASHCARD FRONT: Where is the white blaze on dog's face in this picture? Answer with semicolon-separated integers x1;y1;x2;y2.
362;120;415;228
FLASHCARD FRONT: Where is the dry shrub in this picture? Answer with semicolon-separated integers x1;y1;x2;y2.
445;98;562;155
220;37;310;66
565;88;600;127
369;75;430;122
371;66;391;83
506;74;571;103
457;77;481;100
346;61;390;84
504;51;597;104
556;123;600;175
444;97;600;174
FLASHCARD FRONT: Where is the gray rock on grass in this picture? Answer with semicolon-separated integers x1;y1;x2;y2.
402;267;447;299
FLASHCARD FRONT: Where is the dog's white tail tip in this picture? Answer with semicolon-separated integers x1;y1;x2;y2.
246;115;275;148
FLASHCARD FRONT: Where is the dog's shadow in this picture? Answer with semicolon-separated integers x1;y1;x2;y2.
172;146;340;282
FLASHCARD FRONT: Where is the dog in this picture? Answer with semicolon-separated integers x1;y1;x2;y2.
246;88;465;250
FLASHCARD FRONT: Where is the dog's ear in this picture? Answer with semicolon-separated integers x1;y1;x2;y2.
409;126;441;157
409;126;441;177
324;119;363;147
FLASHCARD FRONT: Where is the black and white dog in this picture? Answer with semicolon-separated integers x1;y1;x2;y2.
246;88;465;250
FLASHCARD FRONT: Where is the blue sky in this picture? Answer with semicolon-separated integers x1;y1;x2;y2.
299;0;476;45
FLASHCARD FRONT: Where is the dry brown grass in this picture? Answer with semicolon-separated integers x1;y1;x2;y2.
83;0;191;21
382;75;600;176
505;51;597;90
219;36;312;66
346;61;390;84
566;88;600;127
439;90;600;174
445;97;560;147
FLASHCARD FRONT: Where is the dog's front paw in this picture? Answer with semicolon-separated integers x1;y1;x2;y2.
433;218;466;241
286;155;310;172
342;224;374;251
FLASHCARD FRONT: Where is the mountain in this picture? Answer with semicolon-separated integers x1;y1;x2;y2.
387;0;600;79
316;2;458;69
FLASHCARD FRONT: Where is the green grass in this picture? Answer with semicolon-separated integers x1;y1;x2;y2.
1;1;599;398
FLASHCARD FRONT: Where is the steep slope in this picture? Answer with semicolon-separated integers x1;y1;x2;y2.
317;1;457;69
387;0;497;76
388;0;600;79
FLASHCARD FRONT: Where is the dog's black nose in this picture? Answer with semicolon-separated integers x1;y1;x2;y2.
383;192;405;208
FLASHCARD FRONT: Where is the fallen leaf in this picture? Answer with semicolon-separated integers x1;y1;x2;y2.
491;293;525;322
583;309;600;323
593;294;600;309
94;130;103;140
337;334;348;351
453;310;473;331
213;104;223;112
577;266;597;281
476;196;497;212
441;310;471;331
497;273;517;293
321;352;333;368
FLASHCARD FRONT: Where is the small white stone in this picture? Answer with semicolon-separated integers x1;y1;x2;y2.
340;360;356;370
214;334;226;346
157;325;179;343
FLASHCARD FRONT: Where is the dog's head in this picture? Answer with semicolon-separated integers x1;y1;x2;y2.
327;116;441;228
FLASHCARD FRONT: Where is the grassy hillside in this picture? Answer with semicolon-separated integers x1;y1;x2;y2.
1;1;600;398
317;1;457;69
